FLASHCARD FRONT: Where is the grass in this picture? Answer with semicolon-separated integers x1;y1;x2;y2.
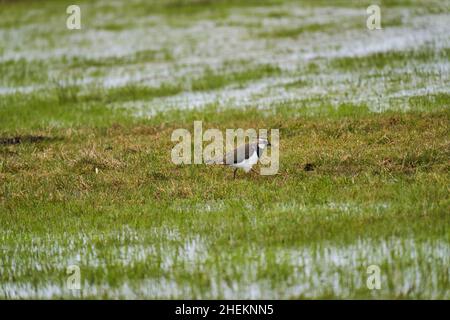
0;0;449;299
1;107;449;298
331;47;450;70
258;22;336;38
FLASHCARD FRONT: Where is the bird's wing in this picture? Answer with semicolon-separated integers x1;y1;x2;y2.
225;143;257;164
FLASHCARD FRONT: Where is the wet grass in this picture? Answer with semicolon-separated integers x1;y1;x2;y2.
258;22;336;38
1;108;449;298
0;0;449;299
190;64;281;91
331;47;450;70
0;59;49;86
66;49;175;68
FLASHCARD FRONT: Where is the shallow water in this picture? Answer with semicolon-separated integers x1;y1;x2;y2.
1;3;449;113
1;230;448;298
1;0;449;300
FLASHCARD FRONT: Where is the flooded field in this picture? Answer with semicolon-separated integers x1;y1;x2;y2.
0;0;449;299
1;227;449;299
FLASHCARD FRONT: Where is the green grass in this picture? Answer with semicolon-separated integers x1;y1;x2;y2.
331;47;450;70
1;108;449;298
258;22;335;38
0;0;449;299
190;64;281;91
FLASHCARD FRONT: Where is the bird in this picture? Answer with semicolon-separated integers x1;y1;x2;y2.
206;137;271;179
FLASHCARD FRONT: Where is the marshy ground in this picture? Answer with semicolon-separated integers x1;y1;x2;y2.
0;0;449;298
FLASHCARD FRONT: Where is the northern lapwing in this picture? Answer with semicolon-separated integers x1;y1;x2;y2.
206;137;271;179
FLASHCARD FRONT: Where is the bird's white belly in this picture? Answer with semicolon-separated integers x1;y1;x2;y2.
231;151;259;172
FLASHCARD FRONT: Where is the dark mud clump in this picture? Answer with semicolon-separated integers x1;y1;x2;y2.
0;135;59;146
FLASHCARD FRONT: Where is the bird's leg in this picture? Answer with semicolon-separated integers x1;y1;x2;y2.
233;168;238;179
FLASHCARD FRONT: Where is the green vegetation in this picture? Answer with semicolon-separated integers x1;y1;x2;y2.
331;47;450;70
0;0;449;299
1;109;449;298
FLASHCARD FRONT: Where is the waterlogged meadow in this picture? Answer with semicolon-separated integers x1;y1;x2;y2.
0;0;449;299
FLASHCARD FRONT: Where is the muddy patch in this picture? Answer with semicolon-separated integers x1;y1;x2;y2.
0;135;60;146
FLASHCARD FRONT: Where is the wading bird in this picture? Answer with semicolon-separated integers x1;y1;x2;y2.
207;138;271;179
